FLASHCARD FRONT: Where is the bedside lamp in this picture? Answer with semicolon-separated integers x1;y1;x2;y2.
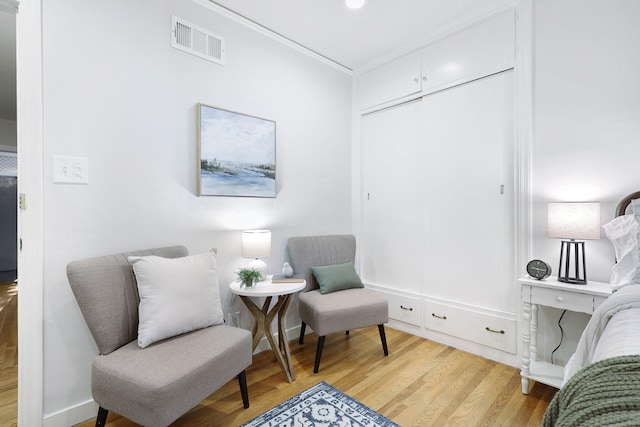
241;230;271;281
547;202;601;284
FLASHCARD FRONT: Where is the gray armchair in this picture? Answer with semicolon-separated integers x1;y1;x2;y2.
67;246;252;427
287;235;389;373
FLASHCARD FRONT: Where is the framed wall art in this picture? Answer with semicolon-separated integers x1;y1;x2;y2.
197;103;276;197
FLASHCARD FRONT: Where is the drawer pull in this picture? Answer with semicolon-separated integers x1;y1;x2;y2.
485;327;505;334
432;313;447;320
400;305;413;311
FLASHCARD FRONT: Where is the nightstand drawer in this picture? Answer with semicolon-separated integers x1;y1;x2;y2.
531;286;594;313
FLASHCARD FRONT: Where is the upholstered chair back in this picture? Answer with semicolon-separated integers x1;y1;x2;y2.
67;245;188;355
287;235;356;293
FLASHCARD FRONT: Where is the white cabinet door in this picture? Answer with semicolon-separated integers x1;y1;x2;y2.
421;10;515;95
419;71;515;312
361;100;421;292
358;51;422;111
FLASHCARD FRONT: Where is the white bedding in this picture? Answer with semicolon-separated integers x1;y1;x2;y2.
591;308;640;363
563;284;640;385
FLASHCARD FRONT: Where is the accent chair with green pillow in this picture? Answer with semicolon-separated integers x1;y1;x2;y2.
67;246;252;427
287;235;389;373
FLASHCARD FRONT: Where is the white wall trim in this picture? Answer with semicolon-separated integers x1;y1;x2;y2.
43;400;98;427
192;0;353;76
514;0;534;358
16;0;45;425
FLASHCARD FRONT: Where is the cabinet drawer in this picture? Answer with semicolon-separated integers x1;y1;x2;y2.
386;293;421;326
424;301;516;354
531;286;594;313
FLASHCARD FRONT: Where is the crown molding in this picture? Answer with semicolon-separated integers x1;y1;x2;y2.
192;0;352;76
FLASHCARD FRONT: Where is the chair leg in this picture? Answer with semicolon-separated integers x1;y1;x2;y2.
95;407;108;427
238;370;250;409
378;324;389;356
314;336;326;373
299;322;307;344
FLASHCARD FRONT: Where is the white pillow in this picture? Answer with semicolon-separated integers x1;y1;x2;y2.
632;199;640;284
602;214;639;291
129;251;224;348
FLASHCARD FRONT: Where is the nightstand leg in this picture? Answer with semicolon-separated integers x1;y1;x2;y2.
521;301;532;394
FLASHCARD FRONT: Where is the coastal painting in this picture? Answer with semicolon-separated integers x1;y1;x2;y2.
197;104;276;197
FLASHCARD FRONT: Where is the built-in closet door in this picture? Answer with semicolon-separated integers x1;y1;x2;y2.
419;70;514;312
361;100;421;292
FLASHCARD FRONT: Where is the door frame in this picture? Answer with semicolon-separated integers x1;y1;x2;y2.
16;0;45;424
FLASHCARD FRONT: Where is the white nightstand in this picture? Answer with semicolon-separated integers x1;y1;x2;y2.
519;276;612;394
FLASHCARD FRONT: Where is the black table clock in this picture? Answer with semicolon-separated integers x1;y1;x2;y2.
526;259;552;280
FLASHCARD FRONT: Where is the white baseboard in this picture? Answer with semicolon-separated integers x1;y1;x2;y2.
253;324;305;353
43;399;98;427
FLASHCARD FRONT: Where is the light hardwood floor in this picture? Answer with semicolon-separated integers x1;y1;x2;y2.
0;282;17;427
75;325;556;426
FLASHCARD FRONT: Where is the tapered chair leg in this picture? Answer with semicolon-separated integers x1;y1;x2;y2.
314;336;326;373
378;324;389;356
238;370;250;409
95;407;109;427
299;322;307;344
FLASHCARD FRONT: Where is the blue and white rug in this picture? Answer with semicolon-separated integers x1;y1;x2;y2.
242;381;400;427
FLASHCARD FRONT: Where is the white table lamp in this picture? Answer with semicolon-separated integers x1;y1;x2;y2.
547;202;600;284
241;230;271;281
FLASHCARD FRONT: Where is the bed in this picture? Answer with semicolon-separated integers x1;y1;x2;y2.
542;191;640;426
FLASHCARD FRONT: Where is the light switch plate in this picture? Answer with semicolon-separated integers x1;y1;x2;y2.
53;155;89;184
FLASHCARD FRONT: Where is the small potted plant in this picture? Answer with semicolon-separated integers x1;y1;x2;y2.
237;268;262;288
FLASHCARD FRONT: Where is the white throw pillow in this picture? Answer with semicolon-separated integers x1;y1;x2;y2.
602;214;639;291
128;251;224;348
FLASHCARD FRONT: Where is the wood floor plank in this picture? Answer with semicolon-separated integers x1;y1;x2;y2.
0;282;17;427
65;323;556;427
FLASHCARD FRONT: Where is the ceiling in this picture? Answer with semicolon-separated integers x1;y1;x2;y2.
210;0;514;71
0;0;515;122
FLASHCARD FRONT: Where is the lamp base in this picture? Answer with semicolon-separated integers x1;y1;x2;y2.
557;240;587;285
247;258;268;282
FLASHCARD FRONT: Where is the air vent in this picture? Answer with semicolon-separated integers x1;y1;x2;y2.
171;16;225;65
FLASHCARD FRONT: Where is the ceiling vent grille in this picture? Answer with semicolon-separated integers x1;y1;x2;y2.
171;15;225;65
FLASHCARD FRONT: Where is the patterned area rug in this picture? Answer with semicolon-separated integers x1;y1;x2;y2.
242;381;400;427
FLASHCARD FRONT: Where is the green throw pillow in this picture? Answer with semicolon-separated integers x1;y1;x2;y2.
311;262;364;294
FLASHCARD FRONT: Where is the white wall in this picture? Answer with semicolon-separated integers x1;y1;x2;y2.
41;0;351;420
532;0;640;362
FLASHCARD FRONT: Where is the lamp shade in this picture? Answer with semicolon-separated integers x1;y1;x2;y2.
241;230;272;258
547;202;601;240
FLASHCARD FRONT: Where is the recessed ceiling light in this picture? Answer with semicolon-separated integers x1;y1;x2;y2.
345;0;365;9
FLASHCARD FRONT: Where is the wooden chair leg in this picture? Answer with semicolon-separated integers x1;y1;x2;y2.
238;370;250;409
95;407;109;427
314;336;326;373
299;322;307;344
378;324;389;356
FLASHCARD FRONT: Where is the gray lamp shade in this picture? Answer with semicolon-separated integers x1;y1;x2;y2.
547;202;601;240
